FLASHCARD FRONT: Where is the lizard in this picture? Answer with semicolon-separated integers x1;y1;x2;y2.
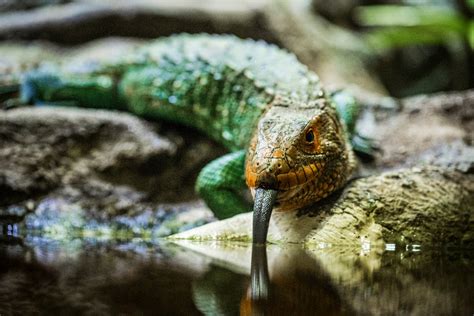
8;33;368;244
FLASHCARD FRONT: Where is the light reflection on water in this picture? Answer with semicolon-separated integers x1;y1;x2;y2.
0;236;473;315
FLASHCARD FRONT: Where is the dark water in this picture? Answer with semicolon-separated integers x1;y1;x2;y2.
0;236;473;316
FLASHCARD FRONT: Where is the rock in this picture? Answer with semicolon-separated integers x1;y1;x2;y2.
0;0;275;44
171;167;474;247
0;0;70;13
0;106;220;235
0;0;385;95
171;90;474;247
372;90;474;171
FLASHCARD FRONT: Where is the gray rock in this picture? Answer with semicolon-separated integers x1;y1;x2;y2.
171;90;474;247
0;106;219;235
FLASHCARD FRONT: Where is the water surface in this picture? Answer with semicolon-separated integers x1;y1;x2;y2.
0;236;473;315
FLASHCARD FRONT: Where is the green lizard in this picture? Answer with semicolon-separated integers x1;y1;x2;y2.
12;34;367;243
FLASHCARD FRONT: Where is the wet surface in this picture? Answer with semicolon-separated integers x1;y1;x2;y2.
1;234;473;315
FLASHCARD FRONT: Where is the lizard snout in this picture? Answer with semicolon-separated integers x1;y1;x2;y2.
245;157;289;190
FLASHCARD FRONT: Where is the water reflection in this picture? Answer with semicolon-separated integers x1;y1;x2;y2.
0;237;205;315
243;245;269;316
181;240;474;316
1;236;473;315
241;244;351;316
192;266;247;315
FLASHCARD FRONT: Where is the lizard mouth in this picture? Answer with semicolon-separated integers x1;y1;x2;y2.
247;157;344;212
246;161;326;191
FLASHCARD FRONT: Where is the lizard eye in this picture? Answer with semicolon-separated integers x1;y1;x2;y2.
305;129;315;143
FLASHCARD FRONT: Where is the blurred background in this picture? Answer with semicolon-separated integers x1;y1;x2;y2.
0;0;472;98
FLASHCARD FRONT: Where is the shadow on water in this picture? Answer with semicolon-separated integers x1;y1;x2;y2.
1;235;474;315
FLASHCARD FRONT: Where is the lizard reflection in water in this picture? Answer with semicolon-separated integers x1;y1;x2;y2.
191;244;352;315
242;245;352;315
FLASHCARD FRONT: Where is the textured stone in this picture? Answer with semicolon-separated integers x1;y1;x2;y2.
0;106;220;234
171;90;474;247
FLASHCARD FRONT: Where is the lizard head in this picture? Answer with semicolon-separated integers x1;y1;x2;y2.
246;96;355;214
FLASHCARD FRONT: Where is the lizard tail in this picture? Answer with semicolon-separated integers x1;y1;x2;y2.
1;71;73;109
13;70;126;110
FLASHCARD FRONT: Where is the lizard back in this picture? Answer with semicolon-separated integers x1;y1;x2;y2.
115;34;324;151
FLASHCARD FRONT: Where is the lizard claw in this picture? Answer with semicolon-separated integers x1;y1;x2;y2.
351;133;381;162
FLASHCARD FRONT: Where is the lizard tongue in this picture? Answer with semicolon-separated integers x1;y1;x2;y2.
252;188;278;244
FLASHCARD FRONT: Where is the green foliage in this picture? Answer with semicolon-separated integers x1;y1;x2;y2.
355;4;472;51
470;20;474;47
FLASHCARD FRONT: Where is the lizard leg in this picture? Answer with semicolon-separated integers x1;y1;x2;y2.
331;90;378;158
196;150;251;219
330;89;360;137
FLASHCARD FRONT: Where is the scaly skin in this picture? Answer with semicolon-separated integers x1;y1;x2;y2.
17;34;358;243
